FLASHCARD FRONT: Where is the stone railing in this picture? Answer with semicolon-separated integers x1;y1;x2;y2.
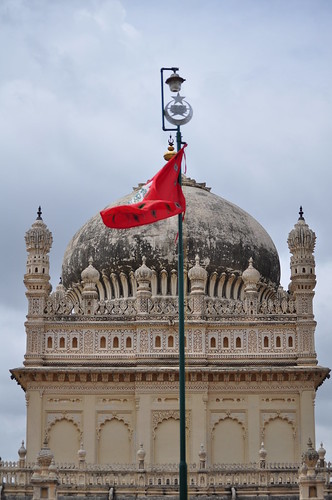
44;294;296;321
0;460;303;490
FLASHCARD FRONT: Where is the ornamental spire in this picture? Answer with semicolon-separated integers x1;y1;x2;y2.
299;206;304;221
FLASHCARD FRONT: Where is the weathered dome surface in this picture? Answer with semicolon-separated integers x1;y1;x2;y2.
62;179;280;288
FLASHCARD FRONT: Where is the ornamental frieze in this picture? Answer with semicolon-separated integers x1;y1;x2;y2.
43;292;297;321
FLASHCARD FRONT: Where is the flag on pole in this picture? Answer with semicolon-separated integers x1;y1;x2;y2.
100;145;186;229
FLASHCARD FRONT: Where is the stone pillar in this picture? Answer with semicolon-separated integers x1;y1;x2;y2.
26;390;43;462
300;390;316;454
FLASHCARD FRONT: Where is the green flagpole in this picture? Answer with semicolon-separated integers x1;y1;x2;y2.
176;125;188;500
161;67;192;500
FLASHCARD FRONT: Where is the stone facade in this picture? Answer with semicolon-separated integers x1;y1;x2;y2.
1;194;331;499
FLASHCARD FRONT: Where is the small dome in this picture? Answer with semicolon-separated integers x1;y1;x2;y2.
18;440;27;459
288;207;316;254
135;256;152;283
137;444;146;461
62;178;280;289
37;439;54;468
25;207;53;254
81;257;100;284
303;438;319;468
242;257;261;290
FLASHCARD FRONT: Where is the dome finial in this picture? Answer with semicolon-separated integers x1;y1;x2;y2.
163;135;177;162
37;206;42;220
299;206;304;221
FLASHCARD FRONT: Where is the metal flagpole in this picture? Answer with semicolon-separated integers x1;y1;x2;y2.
160;68;193;500
176;124;187;500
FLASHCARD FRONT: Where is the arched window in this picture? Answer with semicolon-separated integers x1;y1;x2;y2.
126;337;132;348
264;336;269;348
210;337;216;348
47;337;53;349
155;336;161;348
100;336;106;349
72;337;78;349
223;337;229;348
168;336;174;348
276;336;281;348
59;337;65;348
288;336;293;348
113;336;119;348
236;337;241;348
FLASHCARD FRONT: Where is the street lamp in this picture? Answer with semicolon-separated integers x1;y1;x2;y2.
160;67;192;500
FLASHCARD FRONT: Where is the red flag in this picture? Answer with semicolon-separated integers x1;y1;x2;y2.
100;145;186;229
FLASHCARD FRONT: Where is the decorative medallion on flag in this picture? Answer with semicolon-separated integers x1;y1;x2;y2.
100;145;186;229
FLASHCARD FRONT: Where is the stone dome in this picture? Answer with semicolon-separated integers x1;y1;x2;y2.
62;178;280;289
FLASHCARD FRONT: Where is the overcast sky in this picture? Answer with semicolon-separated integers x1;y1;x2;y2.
0;0;331;462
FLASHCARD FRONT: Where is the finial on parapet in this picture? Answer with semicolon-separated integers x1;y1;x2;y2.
242;257;260;291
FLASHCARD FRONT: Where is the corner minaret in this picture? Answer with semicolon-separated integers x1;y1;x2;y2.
287;207;317;364
24;207;53;319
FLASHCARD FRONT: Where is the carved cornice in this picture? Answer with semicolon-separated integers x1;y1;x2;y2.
11;366;330;392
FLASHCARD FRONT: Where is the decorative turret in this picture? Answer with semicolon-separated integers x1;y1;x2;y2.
287;208;317;364
81;257;100;315
31;439;58;500
242;257;260;315
288;207;316;312
135;256;152;314
188;255;207;316
298;439;325;500
24;207;53;318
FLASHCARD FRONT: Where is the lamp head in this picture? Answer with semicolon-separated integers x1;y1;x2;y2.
165;70;185;93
